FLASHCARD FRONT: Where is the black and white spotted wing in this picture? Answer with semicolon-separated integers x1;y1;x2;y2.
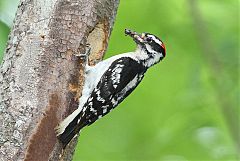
81;57;147;126
58;57;147;147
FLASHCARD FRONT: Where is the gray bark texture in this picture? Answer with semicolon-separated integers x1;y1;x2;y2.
0;0;119;160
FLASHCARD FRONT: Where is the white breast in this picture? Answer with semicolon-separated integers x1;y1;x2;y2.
78;52;137;111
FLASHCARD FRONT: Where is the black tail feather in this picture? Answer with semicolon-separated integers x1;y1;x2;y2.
58;113;84;148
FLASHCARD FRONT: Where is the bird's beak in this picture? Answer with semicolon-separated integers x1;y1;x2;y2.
125;29;145;44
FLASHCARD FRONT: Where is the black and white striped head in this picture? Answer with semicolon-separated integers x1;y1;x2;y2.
125;29;166;62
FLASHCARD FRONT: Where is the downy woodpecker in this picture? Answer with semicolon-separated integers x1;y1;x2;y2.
55;29;166;148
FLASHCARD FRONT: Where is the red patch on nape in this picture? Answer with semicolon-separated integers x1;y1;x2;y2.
161;42;166;56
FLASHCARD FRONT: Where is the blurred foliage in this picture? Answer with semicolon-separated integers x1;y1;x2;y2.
0;0;239;161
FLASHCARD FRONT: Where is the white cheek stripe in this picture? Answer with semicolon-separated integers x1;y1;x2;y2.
148;35;162;45
146;45;158;55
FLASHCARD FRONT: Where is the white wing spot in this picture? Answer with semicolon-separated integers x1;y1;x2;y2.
103;108;107;114
90;107;97;112
111;99;118;106
122;75;139;94
89;102;93;106
111;65;123;87
89;97;93;101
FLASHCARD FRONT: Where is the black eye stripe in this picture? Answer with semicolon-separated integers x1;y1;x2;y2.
150;41;162;52
143;33;166;56
146;37;152;42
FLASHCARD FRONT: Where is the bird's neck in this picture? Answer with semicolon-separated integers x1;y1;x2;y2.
134;48;161;67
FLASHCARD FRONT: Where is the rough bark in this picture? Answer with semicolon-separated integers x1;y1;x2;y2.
0;0;119;160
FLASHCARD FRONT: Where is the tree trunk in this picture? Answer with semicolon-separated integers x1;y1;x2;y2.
0;0;119;160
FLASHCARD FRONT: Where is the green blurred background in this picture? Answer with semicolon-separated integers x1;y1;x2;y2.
0;0;239;160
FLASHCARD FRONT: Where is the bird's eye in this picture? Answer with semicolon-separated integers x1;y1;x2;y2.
146;37;152;42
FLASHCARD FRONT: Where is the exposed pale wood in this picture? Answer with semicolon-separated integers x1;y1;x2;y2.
0;0;119;160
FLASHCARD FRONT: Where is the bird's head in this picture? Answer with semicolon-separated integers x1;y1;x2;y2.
125;29;166;65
